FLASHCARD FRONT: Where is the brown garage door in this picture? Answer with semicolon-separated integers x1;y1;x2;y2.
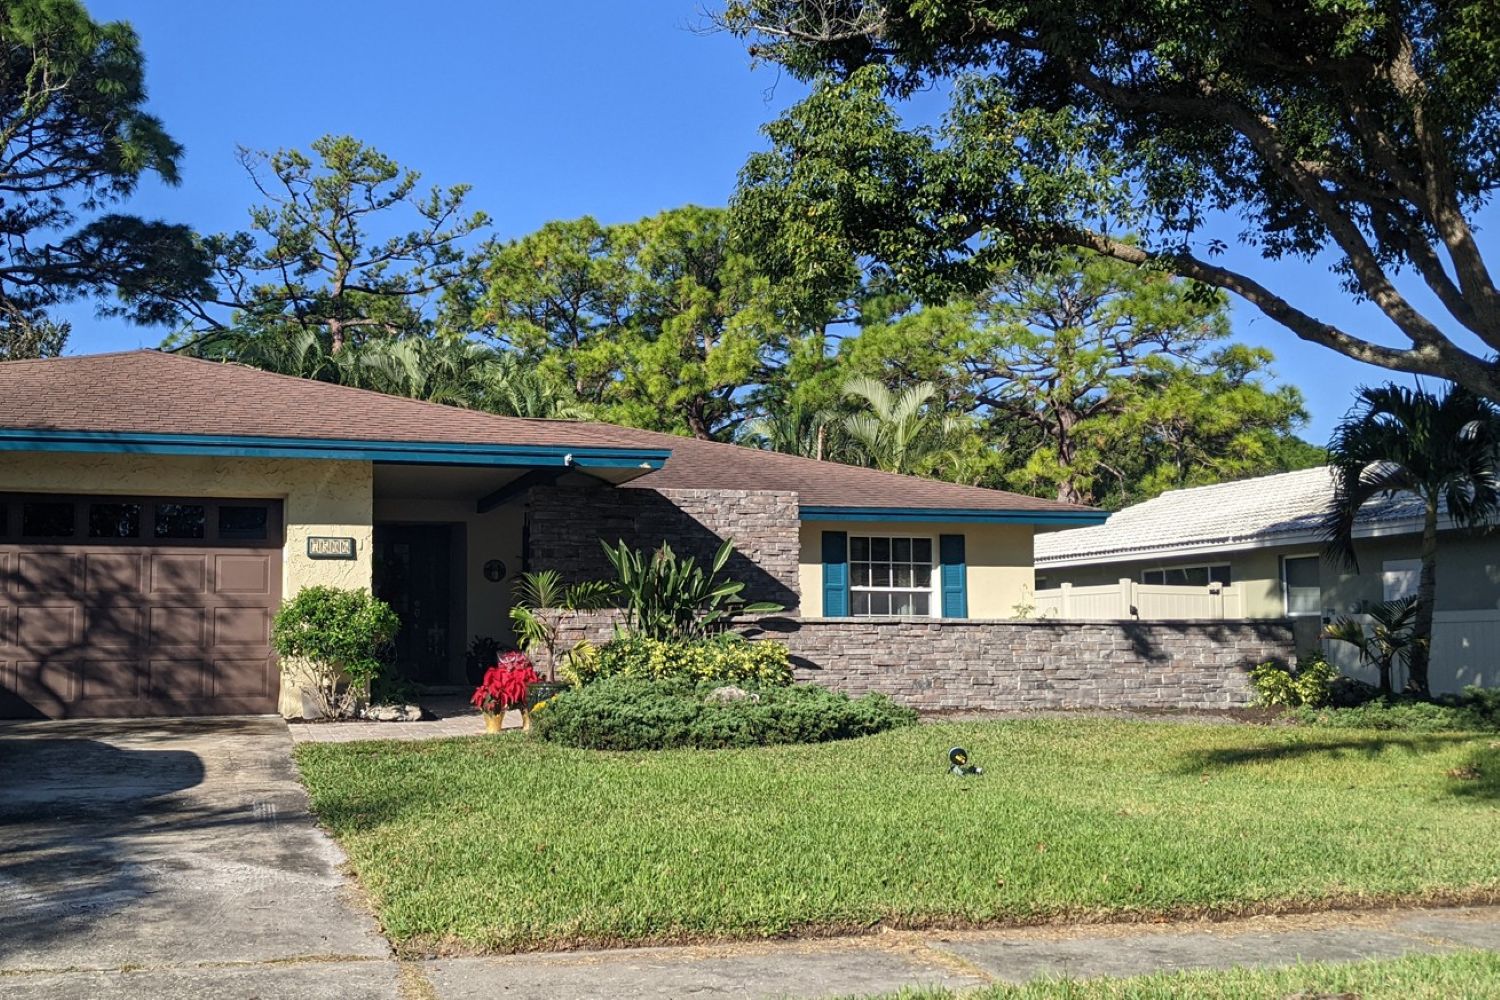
0;494;283;719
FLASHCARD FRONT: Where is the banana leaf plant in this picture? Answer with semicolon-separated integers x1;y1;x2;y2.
601;537;783;641
1322;596;1422;697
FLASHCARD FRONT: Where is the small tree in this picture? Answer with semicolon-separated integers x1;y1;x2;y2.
1324;597;1421;698
1323;384;1500;697
507;570;616;679
271;586;399;718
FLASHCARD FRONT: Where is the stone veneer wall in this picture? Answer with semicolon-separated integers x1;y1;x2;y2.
527;486;800;609
545;612;1293;711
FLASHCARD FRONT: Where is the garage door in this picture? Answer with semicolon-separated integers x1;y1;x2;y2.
0;495;283;719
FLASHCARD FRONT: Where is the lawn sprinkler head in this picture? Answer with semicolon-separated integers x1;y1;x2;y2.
948;746;983;777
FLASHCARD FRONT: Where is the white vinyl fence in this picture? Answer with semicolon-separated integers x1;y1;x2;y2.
1321;609;1500;695
1032;580;1245;620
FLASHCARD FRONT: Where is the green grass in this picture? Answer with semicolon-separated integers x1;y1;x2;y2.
864;951;1500;999
293;718;1500;952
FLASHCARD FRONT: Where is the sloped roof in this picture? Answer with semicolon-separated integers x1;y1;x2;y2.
1034;467;1434;566
0;350;1097;518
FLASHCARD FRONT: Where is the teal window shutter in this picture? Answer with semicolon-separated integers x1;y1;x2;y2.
822;530;849;617
939;533;968;618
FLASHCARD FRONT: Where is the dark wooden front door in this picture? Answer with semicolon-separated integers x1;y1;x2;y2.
373;525;453;684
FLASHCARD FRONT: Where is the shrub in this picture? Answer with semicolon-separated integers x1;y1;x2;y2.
602;537;782;641
1293;686;1500;732
272;586;400;718
566;633;793;688
531;676;918;750
1249;655;1339;708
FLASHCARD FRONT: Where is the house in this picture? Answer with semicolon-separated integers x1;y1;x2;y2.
1034;468;1500;693
0;350;1105;719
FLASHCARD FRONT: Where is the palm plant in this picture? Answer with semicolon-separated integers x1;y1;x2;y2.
507;570;616;679
841;375;965;476
1323;597;1421;697
740;400;848;461
601;538;782;641
1323;384;1500;697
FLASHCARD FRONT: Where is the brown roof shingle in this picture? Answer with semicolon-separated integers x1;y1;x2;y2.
0;350;1096;516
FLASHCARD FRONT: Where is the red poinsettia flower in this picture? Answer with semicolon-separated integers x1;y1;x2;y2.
470;651;538;715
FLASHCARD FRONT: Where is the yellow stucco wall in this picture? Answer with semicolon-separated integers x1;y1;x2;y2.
798;521;1034;618
0;453;374;715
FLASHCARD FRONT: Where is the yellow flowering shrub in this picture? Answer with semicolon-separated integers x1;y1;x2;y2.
571;633;792;687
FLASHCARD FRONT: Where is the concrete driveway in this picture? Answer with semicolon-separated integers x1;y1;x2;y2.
0;716;399;999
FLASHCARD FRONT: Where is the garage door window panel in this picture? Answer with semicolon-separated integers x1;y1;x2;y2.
23;502;75;539
89;503;141;539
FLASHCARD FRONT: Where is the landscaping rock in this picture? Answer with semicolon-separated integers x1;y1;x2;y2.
706;685;758;703
362;704;423;722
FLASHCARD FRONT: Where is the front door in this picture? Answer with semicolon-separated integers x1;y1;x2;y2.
373;525;453;684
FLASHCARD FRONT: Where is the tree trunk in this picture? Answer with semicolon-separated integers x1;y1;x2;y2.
1407;498;1439;698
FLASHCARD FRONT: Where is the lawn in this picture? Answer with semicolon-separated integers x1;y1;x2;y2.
293;718;1500;953
864;951;1500;1000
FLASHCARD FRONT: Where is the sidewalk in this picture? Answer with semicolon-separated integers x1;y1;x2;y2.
413;904;1500;999
5;903;1496;998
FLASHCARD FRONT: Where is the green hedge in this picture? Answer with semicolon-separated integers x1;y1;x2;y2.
531;676;917;750
563;633;792;687
1292;687;1500;732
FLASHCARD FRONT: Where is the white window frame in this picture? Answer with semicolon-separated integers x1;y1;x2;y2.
848;533;939;618
1280;552;1323;618
1139;562;1233;587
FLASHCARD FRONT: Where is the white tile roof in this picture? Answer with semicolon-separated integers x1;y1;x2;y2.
1035;467;1431;566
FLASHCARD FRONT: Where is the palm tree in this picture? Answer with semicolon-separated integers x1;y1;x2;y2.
1324;597;1421;697
740;400;848;462
842;375;964;476
1323;384;1500;697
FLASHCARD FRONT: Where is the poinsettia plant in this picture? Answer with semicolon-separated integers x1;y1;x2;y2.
470;651;539;715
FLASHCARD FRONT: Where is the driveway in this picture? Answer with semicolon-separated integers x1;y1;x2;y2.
0;716;398;999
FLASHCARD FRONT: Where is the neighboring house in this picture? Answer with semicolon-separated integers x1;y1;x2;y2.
1034;467;1500;693
0;351;1104;720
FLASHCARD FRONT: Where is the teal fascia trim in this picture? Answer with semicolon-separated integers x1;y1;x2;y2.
0;428;670;470
799;505;1108;525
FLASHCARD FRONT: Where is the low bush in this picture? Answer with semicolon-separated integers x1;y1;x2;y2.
1249;655;1338;708
531;676;917;750
1292;686;1500;732
563;632;793;688
271;586;400;718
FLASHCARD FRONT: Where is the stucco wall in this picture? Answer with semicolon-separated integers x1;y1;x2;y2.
798;521;1034;618
372;498;524;653
0;453;374;716
1039;530;1500;620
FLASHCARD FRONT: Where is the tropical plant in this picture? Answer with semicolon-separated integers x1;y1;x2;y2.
841;375;966;477
1249;655;1339;709
470;651;538;717
1323;597;1423;699
507;570;616;677
1323;384;1500;696
739;400;849;462
601;537;783;641
271;587;400;718
568;633;793;687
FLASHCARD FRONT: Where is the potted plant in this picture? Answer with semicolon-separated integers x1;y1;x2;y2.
470;651;538;733
509;569;614;707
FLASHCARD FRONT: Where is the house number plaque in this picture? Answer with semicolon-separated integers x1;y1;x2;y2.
306;536;357;560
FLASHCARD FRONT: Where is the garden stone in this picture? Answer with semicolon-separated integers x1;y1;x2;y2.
362;704;423;722
706;685;758;703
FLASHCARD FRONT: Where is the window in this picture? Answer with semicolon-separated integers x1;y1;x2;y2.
22;502;75;538
1141;563;1232;587
218;505;269;540
88;502;141;539
849;535;934;616
154;503;206;539
1282;555;1321;616
1382;559;1421;602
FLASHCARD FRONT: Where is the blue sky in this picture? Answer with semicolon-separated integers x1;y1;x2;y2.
63;0;1493;442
